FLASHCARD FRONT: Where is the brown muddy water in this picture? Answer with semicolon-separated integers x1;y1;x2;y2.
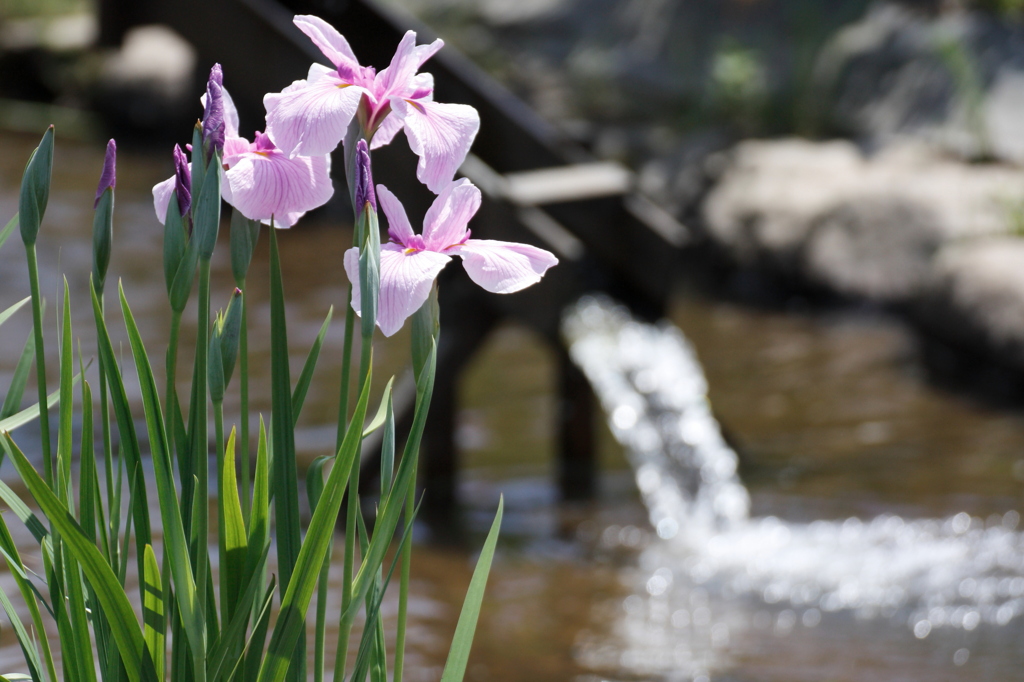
1;131;1024;681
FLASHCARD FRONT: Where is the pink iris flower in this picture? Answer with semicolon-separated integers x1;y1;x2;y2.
263;15;480;193
344;178;558;336
153;84;334;228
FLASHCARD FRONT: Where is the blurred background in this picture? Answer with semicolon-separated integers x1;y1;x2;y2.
4;0;1024;680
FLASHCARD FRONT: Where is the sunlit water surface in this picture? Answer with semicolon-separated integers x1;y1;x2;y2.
1;133;1024;681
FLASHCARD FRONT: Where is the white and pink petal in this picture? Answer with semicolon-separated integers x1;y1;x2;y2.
152;174;176;225
369;111;404;150
422;178;479;250
293;15;360;71
377;184;417;244
264;75;364;157
392;98;480;193
450;239;558;294
375;32;443;102
222;151;334;227
345;243;451;337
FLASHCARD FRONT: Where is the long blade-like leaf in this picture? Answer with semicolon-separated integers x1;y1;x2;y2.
0;213;19;252
1;329;35;419
117;282;204;669
143;545;165;682
1;434;152;682
0;510;55;682
291;307;332;423
0;379;71;434
256;366;373;682
0;296;29;329
439;497;504;682
90;283;152;571
219;428;248;622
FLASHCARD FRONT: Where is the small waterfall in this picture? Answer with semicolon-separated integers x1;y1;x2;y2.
562;295;1024;639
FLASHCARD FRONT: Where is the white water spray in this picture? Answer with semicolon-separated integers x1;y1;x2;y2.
563;296;1024;642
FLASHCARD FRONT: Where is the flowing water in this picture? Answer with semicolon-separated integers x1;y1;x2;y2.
2;132;1024;680
564;296;1024;681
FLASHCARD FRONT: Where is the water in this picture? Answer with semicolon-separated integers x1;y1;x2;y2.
564;296;1024;680
3;132;1024;680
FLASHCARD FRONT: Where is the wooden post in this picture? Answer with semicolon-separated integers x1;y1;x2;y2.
557;346;596;500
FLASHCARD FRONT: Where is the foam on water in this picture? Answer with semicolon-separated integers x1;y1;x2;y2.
563;296;1024;638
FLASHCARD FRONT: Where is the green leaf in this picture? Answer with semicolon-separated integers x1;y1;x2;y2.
256;367;373;682
64;542;98;682
229;209;260;286
363;377;395;439
115;283;203;673
219;428;248;622
1;328;35;419
193;153;222;261
440;497;504;682
57;278;74;503
0;296;29;329
268;228;301;602
348;344;434;619
291;306;332;423
79;369;96;542
218;288;243;393
0;565;44;682
357;206;380;338
169;234;199;313
0;478;49;545
142;545;165;682
90;283;152;569
0;374;66;433
379;389;395;495
0;212;19;253
205;542;269;682
163;189;186;296
1;434;153;682
0;509;56;682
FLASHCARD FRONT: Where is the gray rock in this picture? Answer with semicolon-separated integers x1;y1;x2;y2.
923;237;1024;367
704;136;1024;368
704;137;1024;300
804;198;941;300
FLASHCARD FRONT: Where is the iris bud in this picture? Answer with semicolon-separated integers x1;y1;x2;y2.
19;125;54;246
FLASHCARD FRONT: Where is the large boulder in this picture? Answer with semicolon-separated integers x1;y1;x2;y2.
703;138;1024;302
703;136;1024;370
923;237;1024;368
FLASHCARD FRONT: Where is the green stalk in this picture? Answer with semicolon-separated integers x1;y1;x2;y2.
239;280;251;522
95;295;115;565
25;242;52;488
337;289;356;445
393;461;416;682
194;259;212;625
214;397;227;624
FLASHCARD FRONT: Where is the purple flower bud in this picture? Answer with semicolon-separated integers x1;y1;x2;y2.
173;144;191;217
202;63;225;156
354;139;376;214
94;139;116;208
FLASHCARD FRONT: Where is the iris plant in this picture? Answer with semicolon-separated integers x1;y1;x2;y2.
0;13;548;682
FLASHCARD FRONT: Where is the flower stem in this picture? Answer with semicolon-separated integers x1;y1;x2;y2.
239;279;250;522
393;458;417;682
194;258;212;621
